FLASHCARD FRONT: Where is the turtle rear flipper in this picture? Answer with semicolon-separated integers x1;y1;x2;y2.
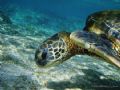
70;31;120;68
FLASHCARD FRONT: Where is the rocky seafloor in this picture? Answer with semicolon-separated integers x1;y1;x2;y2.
0;7;120;90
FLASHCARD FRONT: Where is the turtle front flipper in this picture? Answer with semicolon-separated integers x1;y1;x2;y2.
70;31;120;68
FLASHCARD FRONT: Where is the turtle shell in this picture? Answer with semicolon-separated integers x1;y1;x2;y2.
84;10;120;57
84;10;120;40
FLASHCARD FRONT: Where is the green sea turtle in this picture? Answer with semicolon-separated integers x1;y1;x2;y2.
35;10;120;68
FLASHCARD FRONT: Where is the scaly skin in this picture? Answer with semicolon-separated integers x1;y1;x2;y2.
35;32;95;67
70;31;120;68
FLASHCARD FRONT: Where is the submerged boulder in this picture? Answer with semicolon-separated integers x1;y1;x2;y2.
0;11;12;24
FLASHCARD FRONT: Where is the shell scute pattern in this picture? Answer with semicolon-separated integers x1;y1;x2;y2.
104;19;120;39
85;10;120;39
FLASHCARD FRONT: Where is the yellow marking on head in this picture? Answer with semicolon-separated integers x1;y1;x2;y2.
58;32;84;56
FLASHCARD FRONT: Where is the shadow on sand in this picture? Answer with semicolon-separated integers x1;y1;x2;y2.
47;69;120;90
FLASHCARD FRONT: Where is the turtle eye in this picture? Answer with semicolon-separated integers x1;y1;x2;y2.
41;51;47;60
35;48;49;66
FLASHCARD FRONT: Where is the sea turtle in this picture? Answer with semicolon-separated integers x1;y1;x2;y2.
35;10;120;68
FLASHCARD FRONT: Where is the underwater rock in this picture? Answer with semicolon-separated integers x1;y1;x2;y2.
13;75;40;90
0;11;12;24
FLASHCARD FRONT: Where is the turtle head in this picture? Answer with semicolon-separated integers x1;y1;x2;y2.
35;32;71;67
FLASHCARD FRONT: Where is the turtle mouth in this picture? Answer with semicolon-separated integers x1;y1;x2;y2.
36;59;47;67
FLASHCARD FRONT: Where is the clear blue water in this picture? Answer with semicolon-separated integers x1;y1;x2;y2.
0;0;119;31
1;0;120;20
0;1;120;90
